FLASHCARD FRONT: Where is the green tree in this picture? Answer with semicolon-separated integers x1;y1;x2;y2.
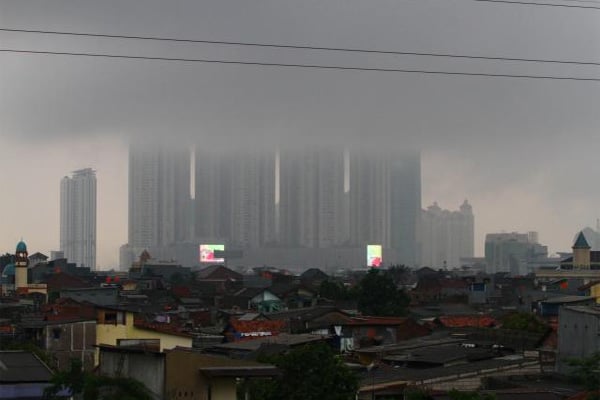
356;269;410;316
567;352;600;400
44;359;152;400
247;342;358;400
318;279;352;301
501;312;549;333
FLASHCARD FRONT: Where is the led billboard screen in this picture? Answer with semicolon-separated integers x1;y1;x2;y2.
199;244;225;263
367;245;382;267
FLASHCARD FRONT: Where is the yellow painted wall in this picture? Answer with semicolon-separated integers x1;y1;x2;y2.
211;378;237;400
591;284;600;303
95;310;192;364
165;349;271;400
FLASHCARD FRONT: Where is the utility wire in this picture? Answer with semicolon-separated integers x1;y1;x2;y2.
1;27;600;67
473;0;600;9
2;48;600;82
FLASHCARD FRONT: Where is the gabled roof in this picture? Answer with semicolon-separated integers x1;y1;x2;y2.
573;232;591;249
0;351;53;383
197;265;242;280
300;268;329;281
28;252;48;260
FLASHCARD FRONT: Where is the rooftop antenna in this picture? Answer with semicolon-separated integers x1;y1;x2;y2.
596;218;599;232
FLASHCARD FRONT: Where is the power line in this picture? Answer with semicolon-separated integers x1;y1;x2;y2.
1;27;600;67
2;48;600;82
473;0;600;9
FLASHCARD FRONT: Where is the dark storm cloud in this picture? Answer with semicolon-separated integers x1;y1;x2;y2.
1;0;600;187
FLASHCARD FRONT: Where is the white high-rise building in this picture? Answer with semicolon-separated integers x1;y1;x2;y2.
278;147;347;248
195;148;276;248
420;200;474;269
60;168;97;269
121;142;191;269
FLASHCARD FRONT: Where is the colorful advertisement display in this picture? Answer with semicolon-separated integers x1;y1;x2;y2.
199;244;225;263
367;245;382;267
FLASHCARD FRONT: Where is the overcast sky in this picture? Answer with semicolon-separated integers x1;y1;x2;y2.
1;0;599;268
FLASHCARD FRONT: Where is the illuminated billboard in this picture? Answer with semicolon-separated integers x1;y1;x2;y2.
199;244;225;263
367;245;382;267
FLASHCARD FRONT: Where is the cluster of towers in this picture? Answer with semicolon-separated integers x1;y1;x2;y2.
120;141;422;270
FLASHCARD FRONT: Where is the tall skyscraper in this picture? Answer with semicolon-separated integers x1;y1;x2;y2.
60;168;97;269
194;147;276;249
390;152;422;266
420;200;474;269
348;151;391;249
123;142;191;267
347;149;422;265
278;146;347;248
125;141;421;269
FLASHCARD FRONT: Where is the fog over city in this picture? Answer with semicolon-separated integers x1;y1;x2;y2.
1;0;599;268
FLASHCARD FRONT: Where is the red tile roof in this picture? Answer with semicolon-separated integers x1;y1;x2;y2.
347;316;410;326
438;315;497;328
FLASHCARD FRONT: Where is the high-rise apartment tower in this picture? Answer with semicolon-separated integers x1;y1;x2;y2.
60;168;97;269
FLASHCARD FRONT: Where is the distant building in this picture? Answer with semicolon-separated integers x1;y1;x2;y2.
120;142;191;270
420;201;474;269
485;232;548;275
60;168;96;269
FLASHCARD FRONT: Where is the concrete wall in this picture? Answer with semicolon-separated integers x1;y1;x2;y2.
165;349;271;400
99;350;165;399
556;307;600;373
44;320;96;371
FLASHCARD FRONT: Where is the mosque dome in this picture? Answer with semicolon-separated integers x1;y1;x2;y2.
2;264;15;277
16;241;27;253
1;264;15;284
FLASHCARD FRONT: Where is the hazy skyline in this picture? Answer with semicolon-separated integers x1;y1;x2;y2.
1;0;599;268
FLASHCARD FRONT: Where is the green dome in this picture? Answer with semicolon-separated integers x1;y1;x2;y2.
2;263;15;276
16;240;27;252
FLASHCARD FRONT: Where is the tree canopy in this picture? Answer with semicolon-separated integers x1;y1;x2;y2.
318;268;410;317
500;312;549;333
246;342;358;400
356;269;410;316
567;352;600;400
44;359;152;400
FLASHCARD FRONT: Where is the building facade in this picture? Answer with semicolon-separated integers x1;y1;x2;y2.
485;231;547;275
420;201;474;269
60;168;97;269
124;142;421;270
121;142;191;269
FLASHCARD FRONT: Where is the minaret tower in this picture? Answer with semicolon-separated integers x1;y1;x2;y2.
14;240;29;292
572;232;591;269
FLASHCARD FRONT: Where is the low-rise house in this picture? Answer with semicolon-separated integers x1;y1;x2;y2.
16;299;97;371
264;306;352;334
342;316;430;349
299;268;329;289
223;319;286;342
165;347;279;400
222;287;284;312
535;295;596;317
60;287;120;306
208;333;331;358
0;350;69;399
95;305;193;365
577;280;600;303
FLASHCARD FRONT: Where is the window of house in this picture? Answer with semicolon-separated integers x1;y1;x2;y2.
52;327;61;339
104;312;117;324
